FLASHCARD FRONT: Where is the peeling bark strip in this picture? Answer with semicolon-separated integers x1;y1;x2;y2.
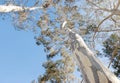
68;29;120;83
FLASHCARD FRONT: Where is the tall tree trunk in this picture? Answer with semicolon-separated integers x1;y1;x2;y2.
68;29;120;83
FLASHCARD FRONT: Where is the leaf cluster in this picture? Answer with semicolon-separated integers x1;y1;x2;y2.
103;34;120;77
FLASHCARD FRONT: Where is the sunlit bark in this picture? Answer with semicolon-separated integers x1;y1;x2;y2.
0;4;42;13
62;21;120;83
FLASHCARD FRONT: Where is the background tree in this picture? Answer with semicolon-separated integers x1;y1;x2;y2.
103;34;120;77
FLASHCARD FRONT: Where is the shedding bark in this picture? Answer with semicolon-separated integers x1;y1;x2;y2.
69;29;120;83
62;21;120;83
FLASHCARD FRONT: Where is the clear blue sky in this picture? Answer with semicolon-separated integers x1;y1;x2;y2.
0;18;46;83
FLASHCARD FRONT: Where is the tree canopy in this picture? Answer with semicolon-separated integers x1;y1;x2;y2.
0;0;120;83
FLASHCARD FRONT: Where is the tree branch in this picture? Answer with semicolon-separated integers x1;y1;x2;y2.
86;0;111;12
93;14;114;40
80;28;120;32
115;0;120;9
0;4;43;13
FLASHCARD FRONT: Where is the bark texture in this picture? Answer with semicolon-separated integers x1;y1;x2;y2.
68;29;120;83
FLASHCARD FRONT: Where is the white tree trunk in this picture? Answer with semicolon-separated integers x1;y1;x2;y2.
0;4;42;13
68;29;120;83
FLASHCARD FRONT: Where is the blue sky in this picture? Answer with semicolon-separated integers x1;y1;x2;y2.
0;18;46;83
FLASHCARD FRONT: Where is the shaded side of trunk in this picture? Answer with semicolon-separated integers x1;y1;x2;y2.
68;30;120;83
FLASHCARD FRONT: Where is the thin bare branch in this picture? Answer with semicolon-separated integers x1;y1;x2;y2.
93;14;114;40
108;59;113;68
115;0;120;9
80;28;120;32
87;0;120;14
98;14;113;29
98;29;120;32
86;0;111;12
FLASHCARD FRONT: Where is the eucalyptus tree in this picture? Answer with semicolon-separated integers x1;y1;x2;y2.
0;0;120;83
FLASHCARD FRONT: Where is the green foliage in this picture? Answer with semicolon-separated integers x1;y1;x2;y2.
103;34;120;77
86;24;97;34
34;0;83;82
38;60;62;83
38;52;76;83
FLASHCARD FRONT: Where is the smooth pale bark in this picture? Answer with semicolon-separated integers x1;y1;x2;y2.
0;4;42;13
68;29;120;83
62;21;120;83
